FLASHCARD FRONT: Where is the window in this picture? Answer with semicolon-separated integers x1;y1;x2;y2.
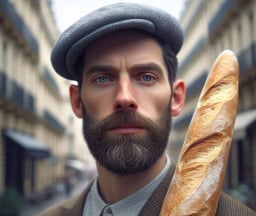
249;11;254;43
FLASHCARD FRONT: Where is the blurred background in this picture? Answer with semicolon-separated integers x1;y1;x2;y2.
0;0;255;215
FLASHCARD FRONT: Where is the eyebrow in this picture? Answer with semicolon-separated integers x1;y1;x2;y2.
85;65;117;77
85;62;164;77
130;63;164;75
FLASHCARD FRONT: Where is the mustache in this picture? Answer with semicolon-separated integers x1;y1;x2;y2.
87;109;157;135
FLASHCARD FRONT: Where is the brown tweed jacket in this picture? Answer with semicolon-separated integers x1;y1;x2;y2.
38;166;256;216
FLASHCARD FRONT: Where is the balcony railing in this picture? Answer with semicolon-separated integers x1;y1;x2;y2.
0;72;36;113
43;67;60;95
0;72;7;97
238;43;256;76
0;0;39;57
178;36;206;74
208;0;236;38
43;110;65;134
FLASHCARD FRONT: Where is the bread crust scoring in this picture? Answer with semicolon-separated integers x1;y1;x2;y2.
160;50;239;216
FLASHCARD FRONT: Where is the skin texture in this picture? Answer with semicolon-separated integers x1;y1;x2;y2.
69;30;185;204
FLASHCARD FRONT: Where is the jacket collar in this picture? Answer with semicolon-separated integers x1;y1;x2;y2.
60;180;94;216
58;164;175;216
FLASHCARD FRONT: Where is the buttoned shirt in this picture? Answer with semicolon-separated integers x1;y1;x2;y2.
82;156;171;216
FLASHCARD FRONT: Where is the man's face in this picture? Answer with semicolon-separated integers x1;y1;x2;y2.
72;30;180;174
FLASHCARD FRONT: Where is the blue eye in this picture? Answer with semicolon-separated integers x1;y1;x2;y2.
142;74;154;82
96;76;109;83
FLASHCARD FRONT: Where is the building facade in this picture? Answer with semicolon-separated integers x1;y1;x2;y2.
0;0;94;201
170;0;256;208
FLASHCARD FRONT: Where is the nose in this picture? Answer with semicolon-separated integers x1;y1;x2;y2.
114;77;138;111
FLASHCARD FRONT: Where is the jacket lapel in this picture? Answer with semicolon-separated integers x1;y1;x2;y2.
60;180;94;216
139;164;176;216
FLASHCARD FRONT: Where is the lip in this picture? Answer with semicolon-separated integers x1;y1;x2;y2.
108;125;145;134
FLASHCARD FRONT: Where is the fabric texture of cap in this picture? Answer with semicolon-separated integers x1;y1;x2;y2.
51;2;184;80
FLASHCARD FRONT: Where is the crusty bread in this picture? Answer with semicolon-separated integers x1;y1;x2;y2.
160;50;239;216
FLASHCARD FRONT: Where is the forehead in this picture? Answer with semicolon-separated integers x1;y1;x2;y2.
83;30;163;64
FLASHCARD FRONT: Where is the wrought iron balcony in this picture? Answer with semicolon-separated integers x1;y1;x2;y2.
0;0;39;57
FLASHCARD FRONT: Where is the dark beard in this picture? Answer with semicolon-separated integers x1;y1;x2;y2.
82;105;172;175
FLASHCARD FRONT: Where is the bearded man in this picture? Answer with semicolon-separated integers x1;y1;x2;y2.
39;3;256;216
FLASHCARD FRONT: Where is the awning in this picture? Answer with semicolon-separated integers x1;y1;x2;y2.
3;129;51;158
233;109;256;140
66;159;86;171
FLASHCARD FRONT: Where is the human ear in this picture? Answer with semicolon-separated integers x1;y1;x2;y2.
69;84;83;118
171;79;186;116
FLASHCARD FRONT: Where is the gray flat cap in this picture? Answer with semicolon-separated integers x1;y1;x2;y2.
51;2;184;80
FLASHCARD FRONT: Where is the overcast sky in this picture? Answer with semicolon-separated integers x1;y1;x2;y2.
51;0;185;32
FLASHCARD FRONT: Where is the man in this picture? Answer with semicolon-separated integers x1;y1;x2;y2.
39;3;256;216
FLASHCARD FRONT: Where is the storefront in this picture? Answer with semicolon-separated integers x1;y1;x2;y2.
2;129;51;196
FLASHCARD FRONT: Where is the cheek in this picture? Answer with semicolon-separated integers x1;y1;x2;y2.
81;89;113;121
139;87;171;120
155;90;172;114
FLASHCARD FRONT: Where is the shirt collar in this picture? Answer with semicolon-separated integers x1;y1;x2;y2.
87;155;171;216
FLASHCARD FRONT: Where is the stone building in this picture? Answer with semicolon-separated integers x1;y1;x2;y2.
170;0;256;208
1;0;255;209
0;0;93;200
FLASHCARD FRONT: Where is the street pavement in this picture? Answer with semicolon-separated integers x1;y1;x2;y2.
20;180;89;216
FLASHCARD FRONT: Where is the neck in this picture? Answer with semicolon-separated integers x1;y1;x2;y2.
96;154;167;204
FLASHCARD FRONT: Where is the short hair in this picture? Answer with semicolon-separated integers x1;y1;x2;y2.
161;43;178;85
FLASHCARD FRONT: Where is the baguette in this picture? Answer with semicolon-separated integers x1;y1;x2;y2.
160;50;239;216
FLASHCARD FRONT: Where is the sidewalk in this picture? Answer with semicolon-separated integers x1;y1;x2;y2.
19;180;89;216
